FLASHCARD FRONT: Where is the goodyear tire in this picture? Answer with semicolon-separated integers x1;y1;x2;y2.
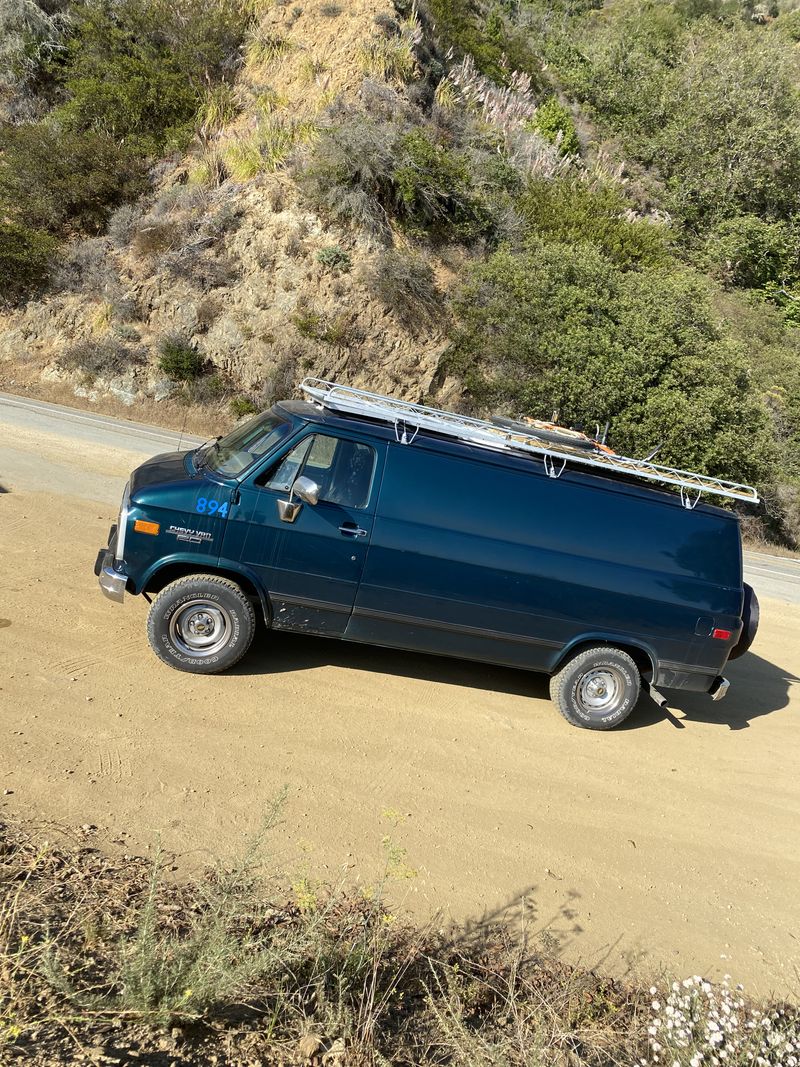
549;646;641;730
728;583;759;661
147;574;255;674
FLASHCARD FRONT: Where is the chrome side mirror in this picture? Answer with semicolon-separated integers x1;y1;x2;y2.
277;475;320;523
293;476;320;505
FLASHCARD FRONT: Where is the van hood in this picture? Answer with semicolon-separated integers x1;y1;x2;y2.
129;451;193;498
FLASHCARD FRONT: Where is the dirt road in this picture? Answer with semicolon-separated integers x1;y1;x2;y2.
2;396;799;996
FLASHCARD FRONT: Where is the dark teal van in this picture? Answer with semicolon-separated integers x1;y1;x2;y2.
94;380;760;730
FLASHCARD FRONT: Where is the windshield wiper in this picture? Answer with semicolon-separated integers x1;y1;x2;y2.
194;437;220;472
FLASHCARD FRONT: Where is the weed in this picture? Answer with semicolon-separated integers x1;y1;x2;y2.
316;244;351;273
197;83;241;144
57;338;144;381
230;394;259;418
319;2;341;14
2;815;798;1064
246;29;291;67
368;248;440;331
299;56;328;84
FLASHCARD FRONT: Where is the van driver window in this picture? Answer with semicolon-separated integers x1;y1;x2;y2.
262;435;375;509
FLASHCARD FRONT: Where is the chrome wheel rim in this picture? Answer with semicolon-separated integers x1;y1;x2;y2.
170;599;232;657
576;667;625;715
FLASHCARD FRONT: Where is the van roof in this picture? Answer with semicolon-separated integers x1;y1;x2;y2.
287;378;758;511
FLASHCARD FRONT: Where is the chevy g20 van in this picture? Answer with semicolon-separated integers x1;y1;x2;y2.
94;379;760;730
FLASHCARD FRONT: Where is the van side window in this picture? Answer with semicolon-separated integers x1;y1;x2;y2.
261;435;376;509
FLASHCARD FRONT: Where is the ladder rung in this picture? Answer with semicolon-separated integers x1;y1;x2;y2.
299;378;759;506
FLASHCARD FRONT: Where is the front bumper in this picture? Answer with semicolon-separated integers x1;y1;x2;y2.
94;524;127;603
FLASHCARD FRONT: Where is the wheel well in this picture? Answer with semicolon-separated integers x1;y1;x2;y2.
554;640;654;683
143;564;270;624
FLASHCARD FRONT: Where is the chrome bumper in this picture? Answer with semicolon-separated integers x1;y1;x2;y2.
96;548;127;603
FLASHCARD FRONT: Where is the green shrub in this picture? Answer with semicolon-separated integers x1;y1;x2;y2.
449;239;773;484
705;215;799;291
0;222;57;306
316;244;352;272
422;0;543;87
392;128;494;241
529;96;580;156
54;0;252;157
0;123;145;237
230;394;258;417
158;334;205;380
516;179;669;269
556;6;800;234
298;114;501;243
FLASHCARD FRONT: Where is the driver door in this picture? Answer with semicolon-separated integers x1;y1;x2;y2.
223;431;384;635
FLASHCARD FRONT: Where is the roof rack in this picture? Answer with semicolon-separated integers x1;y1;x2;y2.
299;378;759;507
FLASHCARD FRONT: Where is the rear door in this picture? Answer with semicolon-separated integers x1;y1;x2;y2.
222;431;384;635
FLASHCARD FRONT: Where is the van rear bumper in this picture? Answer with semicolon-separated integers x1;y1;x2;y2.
655;662;727;695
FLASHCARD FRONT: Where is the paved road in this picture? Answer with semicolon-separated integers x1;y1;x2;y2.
0;391;203;504
1;391;799;602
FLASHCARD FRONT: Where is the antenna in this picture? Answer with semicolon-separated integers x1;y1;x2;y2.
176;407;189;453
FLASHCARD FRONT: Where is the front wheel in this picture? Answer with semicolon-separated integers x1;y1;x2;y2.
549;646;641;730
147;574;256;674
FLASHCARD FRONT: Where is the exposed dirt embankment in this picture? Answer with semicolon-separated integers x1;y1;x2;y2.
0;0;454;416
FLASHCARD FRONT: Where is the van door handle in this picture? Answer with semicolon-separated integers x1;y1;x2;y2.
339;523;368;538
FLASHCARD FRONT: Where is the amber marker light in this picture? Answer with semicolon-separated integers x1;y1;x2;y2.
134;520;160;535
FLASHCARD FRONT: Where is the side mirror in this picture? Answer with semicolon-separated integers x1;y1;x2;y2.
277;475;321;523
293;475;320;505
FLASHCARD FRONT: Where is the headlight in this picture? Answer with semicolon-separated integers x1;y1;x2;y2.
115;481;131;562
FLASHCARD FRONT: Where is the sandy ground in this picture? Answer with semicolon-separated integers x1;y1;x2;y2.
1;448;799;997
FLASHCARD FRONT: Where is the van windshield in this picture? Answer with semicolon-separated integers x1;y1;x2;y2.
199;411;293;477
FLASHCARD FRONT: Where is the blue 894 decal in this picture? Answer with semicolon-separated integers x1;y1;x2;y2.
196;498;229;517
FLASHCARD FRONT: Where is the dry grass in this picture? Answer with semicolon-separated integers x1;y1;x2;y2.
0;813;666;1066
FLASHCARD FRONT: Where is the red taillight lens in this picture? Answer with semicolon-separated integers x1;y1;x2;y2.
712;628;732;641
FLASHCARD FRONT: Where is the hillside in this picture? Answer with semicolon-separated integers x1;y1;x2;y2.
1;0;800;541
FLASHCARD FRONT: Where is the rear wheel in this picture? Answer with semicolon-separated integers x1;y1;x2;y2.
549;646;641;730
147;574;256;674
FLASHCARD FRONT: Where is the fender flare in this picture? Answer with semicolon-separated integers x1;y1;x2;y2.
550;632;658;681
135;554;273;626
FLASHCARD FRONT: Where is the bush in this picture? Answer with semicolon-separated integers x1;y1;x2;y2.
516;179;669;269
0;123;145;237
528;96;580;156
556;6;800;234
106;204;144;248
54;0;252;157
58;337;144;380
368;248;440;330
298;113;501;243
50;237;117;294
422;0;543;87
449;239;773;484
0;222;57;306
158;335;205;380
230;394;258;417
316;244;352;272
705;215;799;291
